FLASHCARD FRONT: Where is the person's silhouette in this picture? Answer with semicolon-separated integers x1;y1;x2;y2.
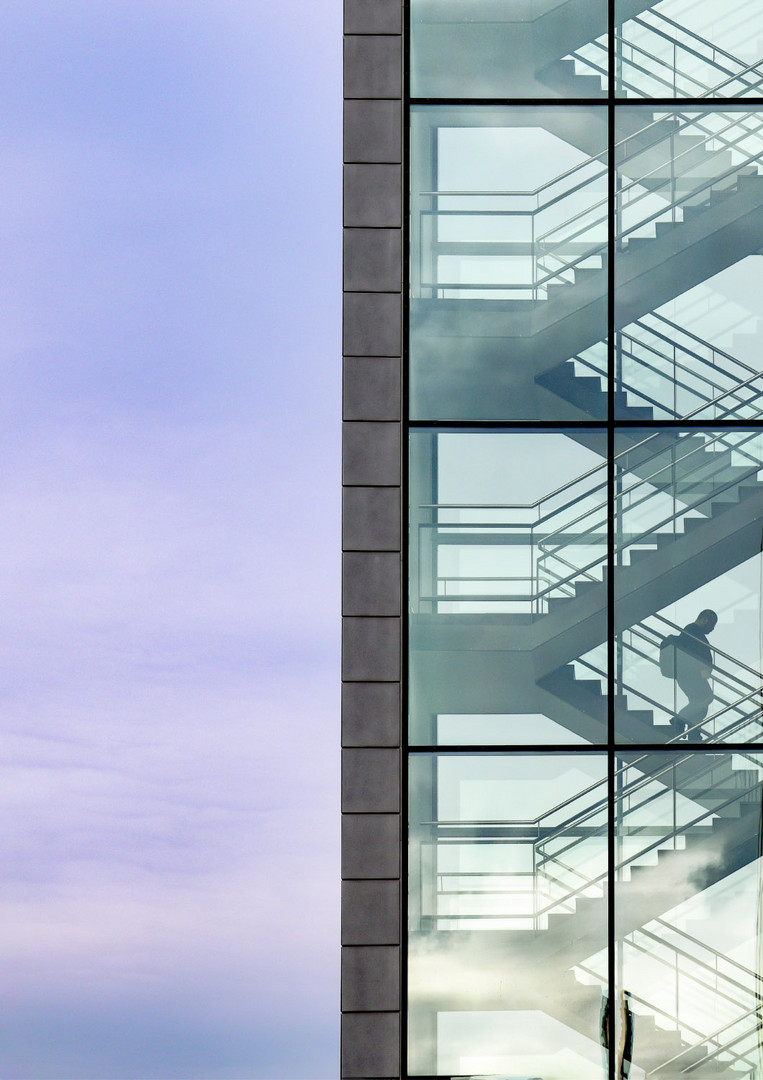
675;609;717;741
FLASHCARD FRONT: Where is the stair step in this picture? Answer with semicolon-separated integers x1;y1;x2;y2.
574;679;605;696
624;236;654;252
655;220;676;238
682;515;708;533
682;203;710;220
619;405;654;420
628;546;659;564
574;267;604;283
737;171;763;187
617;708;654;725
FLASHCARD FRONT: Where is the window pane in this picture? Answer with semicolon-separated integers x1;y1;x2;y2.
615;751;763;1079
614;107;763;422
408;752;609;1077
409;429;608;745
410;105;608;421
614;0;763;99
411;0;608;98
613;428;763;745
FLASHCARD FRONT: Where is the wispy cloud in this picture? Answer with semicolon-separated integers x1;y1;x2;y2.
0;1;340;1076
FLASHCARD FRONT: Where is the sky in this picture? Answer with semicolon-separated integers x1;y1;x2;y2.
1;2;341;1077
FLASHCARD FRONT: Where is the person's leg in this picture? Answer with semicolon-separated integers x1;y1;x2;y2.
677;676;712;741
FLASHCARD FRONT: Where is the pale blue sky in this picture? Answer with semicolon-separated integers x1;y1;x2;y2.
1;2;340;1076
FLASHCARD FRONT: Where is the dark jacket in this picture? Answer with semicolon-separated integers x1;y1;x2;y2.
677;622;713;672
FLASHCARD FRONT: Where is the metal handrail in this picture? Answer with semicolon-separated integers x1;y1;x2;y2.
571;7;763;100
627;936;755;1017
424;759;762;935
420;432;763;617
572;331;763;423
571;641;763;747
582;338;763;422
417;106;763;304
623;15;763;98
646;7;763;80
421;426;763;610
614;27;763;100
541;425;763;558
653;1004;762;1075
646;917;763;993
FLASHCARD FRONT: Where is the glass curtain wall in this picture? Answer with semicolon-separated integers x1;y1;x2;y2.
408;2;763;1078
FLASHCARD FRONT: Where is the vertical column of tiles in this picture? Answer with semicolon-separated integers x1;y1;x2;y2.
342;2;403;1078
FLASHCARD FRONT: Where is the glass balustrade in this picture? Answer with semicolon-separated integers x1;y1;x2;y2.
410;0;608;99
408;751;608;1077
613;428;763;745
614;751;763;1080
410;105;608;421
409;428;608;745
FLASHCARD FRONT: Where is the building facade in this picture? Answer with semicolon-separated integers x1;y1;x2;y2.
343;2;763;1078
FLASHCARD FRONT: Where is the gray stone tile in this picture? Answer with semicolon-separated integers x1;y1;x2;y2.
344;100;401;163
342;813;400;878
343;748;400;813
343;552;401;616
342;1012;400;1077
343;292;401;356
342;422;400;486
344;229;401;292
343;487;401;551
345;0;402;34
342;946;400;1011
342;617;400;681
343;358;401;422
342;879;400;944
342;682;400;746
344;36;402;99
344;165;401;228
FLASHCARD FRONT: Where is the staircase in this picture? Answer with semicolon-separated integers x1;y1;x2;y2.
410;0;751;99
410;107;763;421
539;312;763;423
571;7;763;100
410;426;763;711
410;751;763;1077
410;0;646;98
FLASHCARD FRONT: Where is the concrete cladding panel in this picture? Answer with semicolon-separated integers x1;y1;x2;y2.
345;0;402;34
342;814;400;878
342;2;403;1077
342;682;400;747
344;35;402;99
344;165;402;228
342;1012;401;1078
342;485;401;550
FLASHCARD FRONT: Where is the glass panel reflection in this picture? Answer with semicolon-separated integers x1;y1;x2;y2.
613;0;763;99
615;752;763;1080
409;430;608;745
410;105;608;421
408;752;608;1077
613;428;763;745
614;108;763;423
411;0;608;99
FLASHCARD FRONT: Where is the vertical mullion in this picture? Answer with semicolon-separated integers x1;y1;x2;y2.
402;2;411;1078
607;1;616;1077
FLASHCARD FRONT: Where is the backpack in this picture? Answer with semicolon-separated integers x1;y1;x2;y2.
659;634;681;678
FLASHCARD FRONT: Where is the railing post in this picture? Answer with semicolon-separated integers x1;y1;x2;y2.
533;838;538;933
673;342;677;418
532;211;536;303
531;521;536;615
